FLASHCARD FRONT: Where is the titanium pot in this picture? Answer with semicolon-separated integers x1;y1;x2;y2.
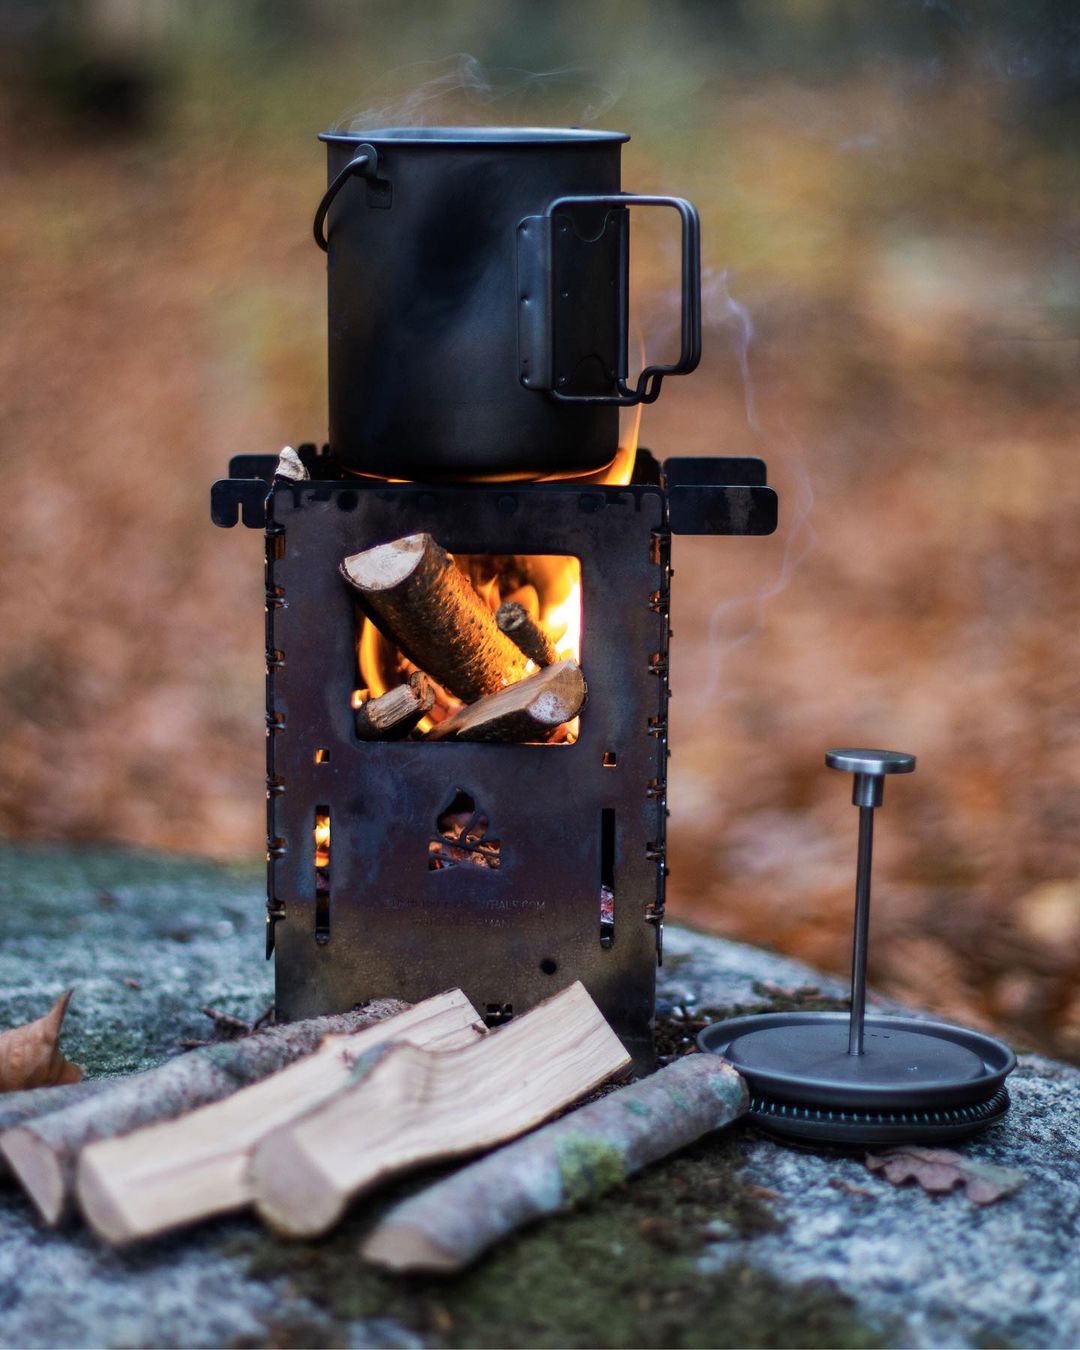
315;127;701;481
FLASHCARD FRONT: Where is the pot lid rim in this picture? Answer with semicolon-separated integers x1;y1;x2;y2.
318;126;630;146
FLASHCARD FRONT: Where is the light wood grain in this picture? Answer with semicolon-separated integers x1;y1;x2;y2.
363;1054;749;1272
75;990;482;1246
251;981;630;1238
0;1000;408;1226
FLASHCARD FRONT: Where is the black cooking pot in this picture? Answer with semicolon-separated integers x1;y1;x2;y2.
315;127;701;480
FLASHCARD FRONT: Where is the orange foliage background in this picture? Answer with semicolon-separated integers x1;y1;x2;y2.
2;3;1077;1060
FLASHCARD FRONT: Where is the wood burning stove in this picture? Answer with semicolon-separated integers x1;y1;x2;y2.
210;125;778;1063
213;448;775;1062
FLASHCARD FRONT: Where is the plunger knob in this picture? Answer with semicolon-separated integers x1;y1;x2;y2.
825;747;915;1055
825;747;915;806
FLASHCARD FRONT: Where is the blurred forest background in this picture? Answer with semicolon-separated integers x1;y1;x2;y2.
1;0;1077;1061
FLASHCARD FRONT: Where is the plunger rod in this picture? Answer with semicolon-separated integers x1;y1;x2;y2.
849;805;874;1055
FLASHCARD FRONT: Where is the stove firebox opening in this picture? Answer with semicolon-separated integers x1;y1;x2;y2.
352;552;583;744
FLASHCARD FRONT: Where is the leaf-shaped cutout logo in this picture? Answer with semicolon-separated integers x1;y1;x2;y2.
428;788;501;871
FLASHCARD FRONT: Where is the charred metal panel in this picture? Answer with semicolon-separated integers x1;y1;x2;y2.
264;479;670;1063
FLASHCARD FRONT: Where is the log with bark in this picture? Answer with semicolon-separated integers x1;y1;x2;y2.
425;659;585;743
0;998;408;1226
496;600;557;668
250;981;629;1238
341;534;528;703
354;671;435;741
362;1053;748;1272
0;1080;114;1180
76;989;482;1246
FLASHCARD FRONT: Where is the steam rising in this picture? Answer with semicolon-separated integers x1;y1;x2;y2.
704;268;760;433
335;54;626;132
698;271;816;703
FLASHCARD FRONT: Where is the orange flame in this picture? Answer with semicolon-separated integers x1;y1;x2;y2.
313;810;331;868
355;414;638;740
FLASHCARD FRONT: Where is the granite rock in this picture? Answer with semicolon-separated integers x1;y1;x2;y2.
0;845;1076;1349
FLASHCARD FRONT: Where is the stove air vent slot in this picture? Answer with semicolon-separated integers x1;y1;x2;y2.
600;807;616;947
314;806;331;943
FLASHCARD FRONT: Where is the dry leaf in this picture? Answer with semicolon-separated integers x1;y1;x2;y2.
0;990;84;1092
866;1147;1025;1205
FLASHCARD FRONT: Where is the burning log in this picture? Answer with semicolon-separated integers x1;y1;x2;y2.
76;990;483;1246
354;671;435;741
496;600;557;668
362;1053;748;1273
425;658;585;743
0;998;407;1226
341;533;528;703
250;982;629;1238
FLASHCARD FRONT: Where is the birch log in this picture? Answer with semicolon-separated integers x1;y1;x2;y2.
341;534;528;702
0;1080;113;1179
251;981;630;1238
1;999;407;1226
496;600;557;668
77;989;482;1246
425;659;585;743
362;1053;748;1273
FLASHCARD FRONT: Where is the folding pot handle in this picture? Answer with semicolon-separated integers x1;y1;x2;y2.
537;193;701;406
312;144;378;252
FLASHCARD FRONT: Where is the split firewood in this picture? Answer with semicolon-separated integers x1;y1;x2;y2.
363;1053;748;1273
496;600;557;668
354;671;435;741
340;533;528;702
0;991;83;1093
77;989;483;1246
0;998;407;1226
425;659;585;743
274;445;309;481
251;981;630;1238
0;1080;112;1181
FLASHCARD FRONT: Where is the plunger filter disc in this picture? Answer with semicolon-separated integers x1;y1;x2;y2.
699;1012;1015;1146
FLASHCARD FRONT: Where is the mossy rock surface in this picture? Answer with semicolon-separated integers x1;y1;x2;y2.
0;845;1076;1349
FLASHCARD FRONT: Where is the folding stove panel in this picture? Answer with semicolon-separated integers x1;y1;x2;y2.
264;476;670;1061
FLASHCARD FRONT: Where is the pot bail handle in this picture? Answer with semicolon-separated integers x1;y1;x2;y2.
313;144;378;252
